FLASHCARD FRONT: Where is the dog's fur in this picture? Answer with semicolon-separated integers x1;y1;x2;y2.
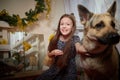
76;1;119;80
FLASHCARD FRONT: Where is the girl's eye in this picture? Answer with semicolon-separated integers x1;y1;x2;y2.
67;24;70;25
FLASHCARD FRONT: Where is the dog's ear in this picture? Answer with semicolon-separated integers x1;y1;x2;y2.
77;4;93;25
107;1;116;17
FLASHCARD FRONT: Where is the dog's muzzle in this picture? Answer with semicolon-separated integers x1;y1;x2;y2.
98;32;120;45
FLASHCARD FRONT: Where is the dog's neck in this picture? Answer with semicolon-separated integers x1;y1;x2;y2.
82;36;108;54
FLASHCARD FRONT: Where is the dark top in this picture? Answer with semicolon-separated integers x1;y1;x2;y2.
36;35;80;80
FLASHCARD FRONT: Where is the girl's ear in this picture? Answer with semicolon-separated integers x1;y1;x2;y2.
77;4;93;25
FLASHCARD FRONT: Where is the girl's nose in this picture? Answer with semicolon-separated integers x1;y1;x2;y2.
62;24;66;28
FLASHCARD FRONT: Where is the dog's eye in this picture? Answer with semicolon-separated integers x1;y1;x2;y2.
111;21;115;28
95;21;105;29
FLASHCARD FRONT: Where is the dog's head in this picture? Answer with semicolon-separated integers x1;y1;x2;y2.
78;1;119;45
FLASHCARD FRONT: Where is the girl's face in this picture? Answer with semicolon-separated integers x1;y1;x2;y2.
60;17;73;37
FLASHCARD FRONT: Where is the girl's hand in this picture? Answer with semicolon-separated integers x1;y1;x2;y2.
52;49;64;56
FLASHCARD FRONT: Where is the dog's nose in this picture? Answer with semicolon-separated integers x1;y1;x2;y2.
108;32;120;44
98;32;120;45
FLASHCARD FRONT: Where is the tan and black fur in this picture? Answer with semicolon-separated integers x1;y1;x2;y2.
76;1;119;80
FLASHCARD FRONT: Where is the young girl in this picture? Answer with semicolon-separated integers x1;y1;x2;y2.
36;14;87;80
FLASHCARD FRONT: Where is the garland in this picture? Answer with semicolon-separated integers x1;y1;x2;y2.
0;0;51;30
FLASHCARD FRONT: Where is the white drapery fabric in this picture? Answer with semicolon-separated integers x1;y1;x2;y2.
63;0;119;29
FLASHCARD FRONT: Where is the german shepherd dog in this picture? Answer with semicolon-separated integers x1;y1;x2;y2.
77;1;119;80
